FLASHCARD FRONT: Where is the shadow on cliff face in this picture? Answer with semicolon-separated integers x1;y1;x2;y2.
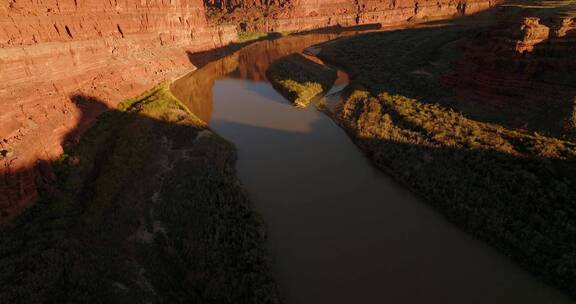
440;8;576;138
0;93;113;222
0;88;280;303
65;95;111;144
185;32;284;69
317;7;576;139
308;7;576;297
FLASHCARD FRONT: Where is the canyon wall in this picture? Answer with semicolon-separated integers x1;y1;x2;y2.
206;0;500;32
0;0;236;220
0;0;501;220
443;15;576;135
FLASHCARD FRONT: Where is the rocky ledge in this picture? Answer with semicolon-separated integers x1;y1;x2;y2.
0;0;236;220
443;13;576;137
205;0;500;32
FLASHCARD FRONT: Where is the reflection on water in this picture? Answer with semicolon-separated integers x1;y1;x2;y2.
173;35;573;304
172;33;342;123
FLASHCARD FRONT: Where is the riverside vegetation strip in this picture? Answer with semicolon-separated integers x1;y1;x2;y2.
316;6;576;299
0;83;280;303
266;53;337;108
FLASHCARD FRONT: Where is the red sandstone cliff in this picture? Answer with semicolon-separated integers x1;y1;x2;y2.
0;0;236;220
0;0;501;220
443;14;576;136
206;0;499;32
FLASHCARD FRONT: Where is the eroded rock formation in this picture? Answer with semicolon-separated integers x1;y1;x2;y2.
0;0;502;220
443;14;576;135
206;0;500;32
0;0;236;220
515;17;551;53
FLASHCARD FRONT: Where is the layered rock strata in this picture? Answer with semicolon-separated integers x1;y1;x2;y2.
206;0;500;32
443;15;576;135
0;0;503;219
0;0;236;220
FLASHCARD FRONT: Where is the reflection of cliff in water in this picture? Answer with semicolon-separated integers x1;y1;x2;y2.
171;53;240;123
171;33;343;123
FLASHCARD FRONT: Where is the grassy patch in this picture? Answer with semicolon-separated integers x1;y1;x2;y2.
237;31;269;43
0;83;280;303
267;53;337;107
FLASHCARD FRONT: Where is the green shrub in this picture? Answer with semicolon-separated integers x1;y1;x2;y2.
0;83;280;303
267;53;337;107
318;20;576;298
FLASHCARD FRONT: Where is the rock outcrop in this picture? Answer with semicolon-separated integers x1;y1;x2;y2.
515;17;551;53
0;0;236;220
0;0;502;220
443;14;576;135
206;0;500;32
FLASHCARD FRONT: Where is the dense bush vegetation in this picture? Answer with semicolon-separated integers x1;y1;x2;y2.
568;97;576;137
318;16;576;297
331;89;576;297
0;83;280;303
267;53;337;107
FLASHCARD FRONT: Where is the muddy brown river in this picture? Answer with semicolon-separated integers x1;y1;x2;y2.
172;33;573;303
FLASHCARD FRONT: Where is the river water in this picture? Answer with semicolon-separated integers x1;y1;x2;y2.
172;33;573;304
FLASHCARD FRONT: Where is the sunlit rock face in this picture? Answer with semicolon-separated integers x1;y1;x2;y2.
515;17;551;53
205;0;500;32
0;0;501;220
0;0;237;220
552;17;576;37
